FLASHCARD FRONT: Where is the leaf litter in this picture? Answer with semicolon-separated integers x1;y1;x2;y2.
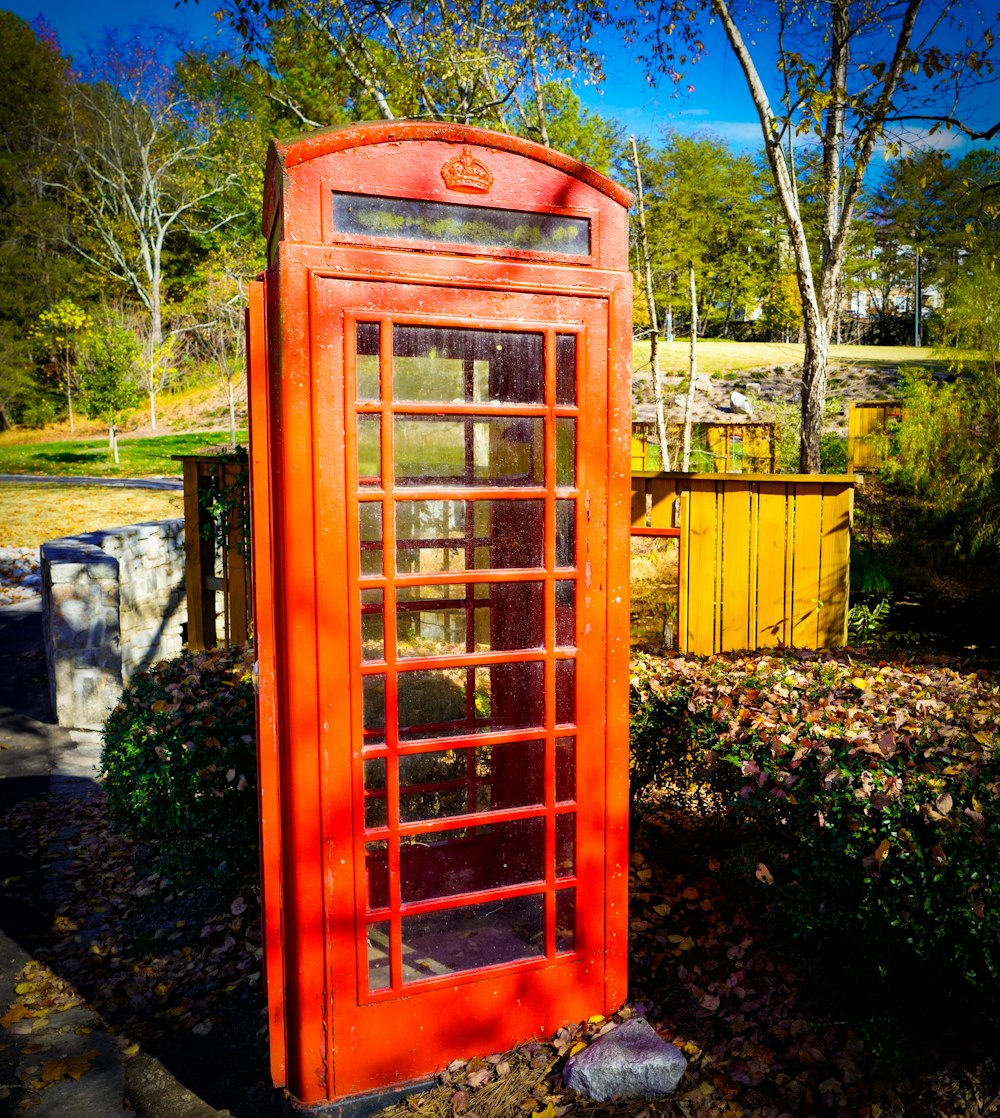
3;648;1000;1115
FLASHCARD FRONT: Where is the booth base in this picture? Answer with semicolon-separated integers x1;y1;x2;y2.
283;1077;438;1118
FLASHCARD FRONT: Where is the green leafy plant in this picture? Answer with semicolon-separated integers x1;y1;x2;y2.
847;595;891;643
101;644;257;881
633;651;1000;1064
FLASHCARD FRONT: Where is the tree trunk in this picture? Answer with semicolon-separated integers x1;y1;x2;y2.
110;421;119;465
682;261;698;472
630;136;670;471
65;354;75;433
148;386;157;431
228;379;237;449
799;326;829;474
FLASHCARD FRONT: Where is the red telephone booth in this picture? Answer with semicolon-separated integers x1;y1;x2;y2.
247;121;633;1113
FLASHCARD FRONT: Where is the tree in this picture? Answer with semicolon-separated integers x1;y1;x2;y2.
637;0;1000;470
81;319;141;464
0;14;81;334
762;272;803;344
188;266;247;449
0;327;34;430
43;29;242;427
632;131;773;340
29;298;93;432
221;0;606;130
892;257;1000;557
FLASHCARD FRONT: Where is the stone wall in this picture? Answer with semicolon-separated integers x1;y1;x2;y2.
41;520;187;730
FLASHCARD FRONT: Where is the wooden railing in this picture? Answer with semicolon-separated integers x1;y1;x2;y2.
632;471;855;656
632;422;779;473
847;401;908;472
176;452;252;650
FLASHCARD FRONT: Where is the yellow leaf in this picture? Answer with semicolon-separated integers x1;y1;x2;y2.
14;983;31;995
588;1014;605;1024
0;1005;31;1028
851;678;869;690
122;1043;140;1058
569;1041;588;1056
873;839;890;865
531;1104;556;1118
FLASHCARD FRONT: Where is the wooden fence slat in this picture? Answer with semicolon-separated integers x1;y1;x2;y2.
790;483;824;648
754;482;790;648
649;477;679;530
719;481;753;652
819;482;852;646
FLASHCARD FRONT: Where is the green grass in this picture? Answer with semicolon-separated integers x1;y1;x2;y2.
631;340;956;376
0;431;247;478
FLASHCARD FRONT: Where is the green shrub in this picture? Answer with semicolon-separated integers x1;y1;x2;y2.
101;644;258;879
819;431;848;473
632;652;1000;1059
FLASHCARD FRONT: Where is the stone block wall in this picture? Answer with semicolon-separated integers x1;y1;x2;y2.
41;520;187;730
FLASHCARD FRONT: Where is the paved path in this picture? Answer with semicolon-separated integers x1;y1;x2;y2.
0;601;231;1118
0;474;182;491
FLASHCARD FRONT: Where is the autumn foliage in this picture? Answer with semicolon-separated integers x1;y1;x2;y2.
631;650;1000;1041
100;644;257;877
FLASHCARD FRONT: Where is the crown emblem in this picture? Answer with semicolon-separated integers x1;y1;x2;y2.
441;148;494;194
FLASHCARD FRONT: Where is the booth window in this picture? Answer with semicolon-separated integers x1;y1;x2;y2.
334;192;590;256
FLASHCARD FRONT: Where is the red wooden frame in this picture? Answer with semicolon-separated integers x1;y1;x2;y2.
249;121;633;1110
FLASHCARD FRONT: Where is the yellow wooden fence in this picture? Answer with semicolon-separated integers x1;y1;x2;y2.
847;401;908;472
631;422;779;473
631;472;854;655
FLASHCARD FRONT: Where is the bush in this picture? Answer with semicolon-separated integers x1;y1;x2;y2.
632;652;1000;1057
101;644;258;879
819;431;848;473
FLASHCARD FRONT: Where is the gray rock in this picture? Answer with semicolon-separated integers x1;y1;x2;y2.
563;1018;688;1101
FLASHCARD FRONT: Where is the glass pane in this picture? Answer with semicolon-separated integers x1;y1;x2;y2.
356;322;381;402
393;327;544;404
397;581;544;658
556;889;575;952
362;674;386;745
361;589;384;661
396;500;543;574
397;740;544;823
555;736;576;803
556;501;575;568
556;813;575;878
358;415;381;485
556;659;575;725
363;757;387;829
334;191;590;256
556;418;576;487
400;817;545;902
366;840;389;909
400;895;544;984
359;503;383;576
395;417;544;487
555;581;575;647
397;662;544;741
556;335;576;406
367;921;391;991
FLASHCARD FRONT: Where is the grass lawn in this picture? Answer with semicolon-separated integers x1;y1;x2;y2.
0;482;185;548
630;339;956;375
0;431;246;478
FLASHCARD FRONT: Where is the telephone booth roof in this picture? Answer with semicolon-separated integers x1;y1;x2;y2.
263;120;633;264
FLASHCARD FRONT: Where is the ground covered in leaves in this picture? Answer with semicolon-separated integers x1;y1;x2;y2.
3;648;1000;1117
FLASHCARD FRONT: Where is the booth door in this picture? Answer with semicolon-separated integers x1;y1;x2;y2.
314;279;613;1098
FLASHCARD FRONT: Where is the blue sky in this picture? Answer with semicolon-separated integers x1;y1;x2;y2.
6;0;764;145
5;0;991;154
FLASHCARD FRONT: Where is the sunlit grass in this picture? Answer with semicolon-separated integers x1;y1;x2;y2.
0;482;184;548
0;432;246;478
631;339;956;376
